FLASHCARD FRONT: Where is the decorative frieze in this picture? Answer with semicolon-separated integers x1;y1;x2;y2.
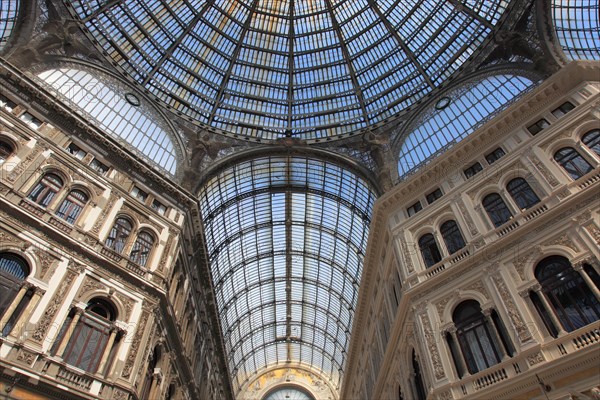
418;311;445;380
91;193;118;235
31;268;78;343
6;147;42;182
122;309;150;379
528;154;559;187
526;351;545;366
457;198;479;236
491;273;532;343
542;234;579;253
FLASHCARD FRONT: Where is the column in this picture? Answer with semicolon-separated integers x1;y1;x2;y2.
518;289;554;341
482;307;509;361
532;284;567;336
573;262;600;301
55;307;85;358
97;325;119;375
147;369;163;400
0;282;32;332
13;286;45;338
444;325;470;379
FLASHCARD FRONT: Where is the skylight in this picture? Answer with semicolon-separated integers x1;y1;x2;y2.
398;74;535;178
198;155;377;394
0;0;19;52
552;0;600;60
65;0;510;140
37;68;178;175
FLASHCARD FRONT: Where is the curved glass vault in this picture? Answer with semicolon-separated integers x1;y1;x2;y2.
0;0;19;52
198;155;377;392
398;74;535;178
66;0;509;140
552;0;600;61
37;68;179;175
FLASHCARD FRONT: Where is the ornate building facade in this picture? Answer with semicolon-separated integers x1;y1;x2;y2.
0;0;598;399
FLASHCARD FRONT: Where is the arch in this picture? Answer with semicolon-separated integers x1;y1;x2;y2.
397;74;535;177
0;252;30;336
534;256;600;332
439;220;466;255
27;172;64;208
129;230;156;267
55;188;89;224
36;67;180;175
582;129;600;156
554;147;594;180
506;177;541;211
482;193;513;228
0;136;15;164
551;1;600;61
418;233;442;268
105;216;135;254
452;300;503;374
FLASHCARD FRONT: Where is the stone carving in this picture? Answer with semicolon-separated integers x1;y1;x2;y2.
461;279;489;299
7;147;42;182
542;234;579;253
584;223;600;244
491;273;532;343
16;349;37;366
526;351;545;366
419;311;445;380
33;248;56;279
457;198;479;236
513;247;542;281
556;188;571;199
122;310;150;378
528;154;559;187
77;275;106;300
32;269;77;342
112;388;129;400
438;390;453;400
158;234;174;273
400;240;414;273
91;193;118;235
114;292;134;321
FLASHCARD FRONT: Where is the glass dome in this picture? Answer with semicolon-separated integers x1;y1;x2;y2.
66;0;510;141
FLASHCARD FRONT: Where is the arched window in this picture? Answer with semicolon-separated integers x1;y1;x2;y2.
28;173;63;207
58;298;118;373
453;300;503;374
56;189;89;224
535;256;600;332
0;139;14;164
418;233;442;268
506;178;540;210
412;349;427;400
0;253;30;335
554;147;593;180
482;193;513;228
582;129;600;156
439;220;466;254
130;231;155;267
105;217;133;254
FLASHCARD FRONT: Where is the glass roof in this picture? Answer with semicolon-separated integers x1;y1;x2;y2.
37;68;178;175
0;0;19;52
66;0;510;141
264;387;315;400
198;155;376;393
552;0;600;60
398;74;535;178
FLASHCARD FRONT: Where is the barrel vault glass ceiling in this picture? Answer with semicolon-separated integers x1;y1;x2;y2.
65;0;510;141
198;155;377;392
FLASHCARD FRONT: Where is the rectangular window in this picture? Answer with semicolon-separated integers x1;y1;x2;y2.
485;147;506;165
19;113;42;129
426;188;443;204
551;101;575;118
0;93;16;111
66;143;87;160
406;201;422;217
131;186;148;203
89;158;109;175
464;162;483;179
527;118;550;135
151;199;167;215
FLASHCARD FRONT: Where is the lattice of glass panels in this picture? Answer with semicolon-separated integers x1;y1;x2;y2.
36;68;178;175
198;155;377;393
65;0;510;140
552;0;600;60
0;0;18;52
397;74;535;178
